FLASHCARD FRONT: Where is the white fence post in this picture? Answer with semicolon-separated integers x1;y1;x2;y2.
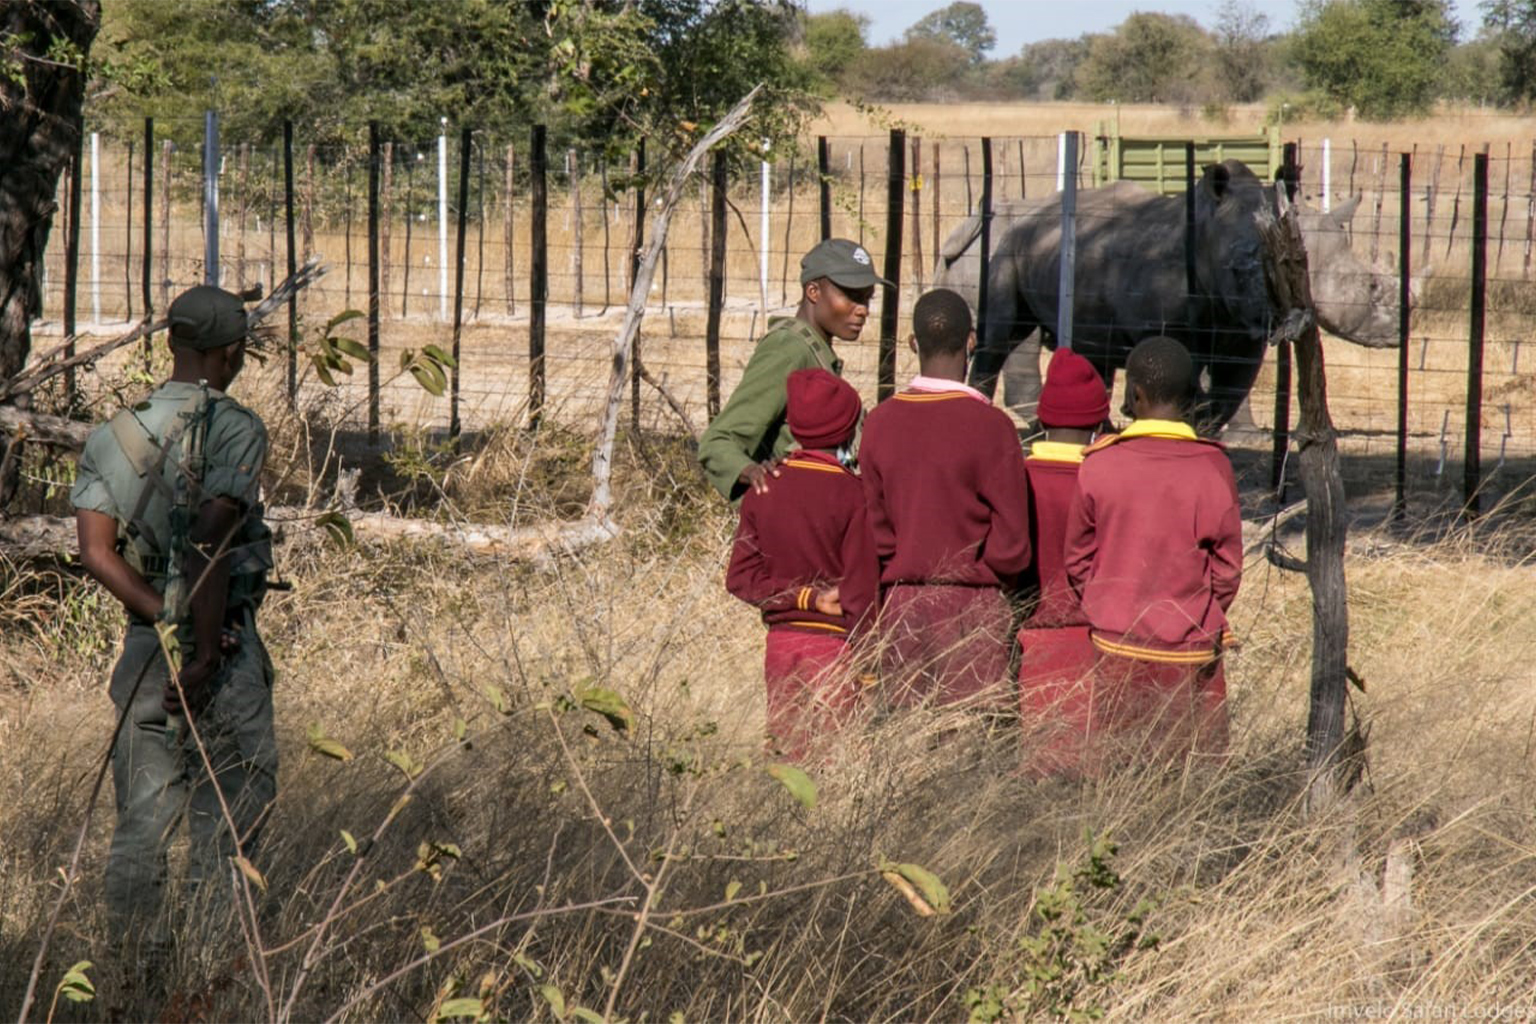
438;120;449;321
1056;132;1067;192
1322;137;1332;212
89;130;100;323
760;140;771;314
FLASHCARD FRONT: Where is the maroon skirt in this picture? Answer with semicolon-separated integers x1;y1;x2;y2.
1017;624;1098;777
877;584;1013;710
1088;648;1229;769
763;629;861;761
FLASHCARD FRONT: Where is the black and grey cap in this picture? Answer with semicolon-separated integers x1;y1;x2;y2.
800;238;892;290
167;285;249;350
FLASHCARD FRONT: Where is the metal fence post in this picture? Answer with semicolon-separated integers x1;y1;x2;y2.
1057;130;1078;350
977;136;993;378
141;116;153;363
64;116;82;402
629;140;645;431
284;120;297;405
203;110;220;286
367;120;381;444
1464;151;1489;518
530;124;548;432
817;136;831;242
878;128;905;402
1394;152;1412;521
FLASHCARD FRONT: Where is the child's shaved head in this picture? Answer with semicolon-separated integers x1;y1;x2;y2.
912;289;972;358
1125;336;1195;410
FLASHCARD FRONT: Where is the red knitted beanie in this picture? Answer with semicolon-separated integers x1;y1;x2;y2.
786;368;863;450
1036;349;1110;428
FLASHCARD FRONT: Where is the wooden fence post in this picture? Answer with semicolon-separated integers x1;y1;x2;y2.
367;120;381;444
1525;143;1535;280
504;144;515;315
931;142;941;267
629;140;645;431
706;152;727;420
1464;151;1488;519
158;139;171;313
530;125;548;431
569;148;584;318
780;151;795;304
1422;144;1444;269
402;148;415;317
303;143;315;258
976;137;993;378
909;136;924;292
878;128;904;402
1497;141;1511;272
236;142;249;288
857;142;866;246
1369;142;1387;266
380;141;392;318
1273;143;1298;494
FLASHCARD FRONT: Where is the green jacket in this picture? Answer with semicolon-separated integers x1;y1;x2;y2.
697;315;843;502
71;380;273;618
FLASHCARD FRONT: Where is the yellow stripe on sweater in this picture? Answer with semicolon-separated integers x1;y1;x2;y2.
785;621;848;634
1091;632;1219;665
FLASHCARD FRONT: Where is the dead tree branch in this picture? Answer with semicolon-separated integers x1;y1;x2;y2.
1256;190;1353;815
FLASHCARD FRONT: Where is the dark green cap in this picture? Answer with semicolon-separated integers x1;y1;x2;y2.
800;238;892;290
167;286;248;350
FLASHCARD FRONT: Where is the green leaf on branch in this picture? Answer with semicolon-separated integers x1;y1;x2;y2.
56;961;95;1004
577;686;633;733
539;984;566;1019
420;924;441;953
766;763;817;811
306;721;354;761
234;855;268;893
879;859;951;915
340;829;358;854
410;362;447;396
325;309;366;332
332;336;372;362
570;1008;604;1024
435;998;483;1022
423;343;458;368
316;510;354;548
386;748;424;779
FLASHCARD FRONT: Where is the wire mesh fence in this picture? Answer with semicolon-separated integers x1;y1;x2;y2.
30;117;1536;508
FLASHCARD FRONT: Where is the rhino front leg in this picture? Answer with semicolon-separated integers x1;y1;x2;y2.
1000;329;1045;419
1198;352;1264;435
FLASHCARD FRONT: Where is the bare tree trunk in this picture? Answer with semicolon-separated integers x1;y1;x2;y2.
1255;192;1353;815
0;0;100;509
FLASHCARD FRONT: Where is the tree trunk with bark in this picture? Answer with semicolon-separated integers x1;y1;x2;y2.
0;0;101;507
1255;191;1353;815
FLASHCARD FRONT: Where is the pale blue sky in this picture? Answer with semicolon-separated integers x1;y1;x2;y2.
804;0;1488;55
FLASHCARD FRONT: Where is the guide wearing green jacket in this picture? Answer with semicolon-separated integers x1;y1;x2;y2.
697;238;890;503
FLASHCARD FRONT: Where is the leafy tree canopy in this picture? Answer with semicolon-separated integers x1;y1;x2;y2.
802;7;869;91
1076;13;1213;104
92;0;816;165
1290;0;1459;119
904;2;995;64
1480;0;1536;104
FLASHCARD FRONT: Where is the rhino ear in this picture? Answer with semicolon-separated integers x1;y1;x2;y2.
1330;195;1362;221
1201;163;1232;200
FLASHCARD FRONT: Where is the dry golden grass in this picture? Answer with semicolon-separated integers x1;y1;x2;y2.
3;356;1536;1019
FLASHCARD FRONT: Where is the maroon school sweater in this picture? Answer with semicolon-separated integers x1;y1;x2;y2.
858;382;1031;588
726;450;880;636
1022;443;1089;628
1063;420;1242;659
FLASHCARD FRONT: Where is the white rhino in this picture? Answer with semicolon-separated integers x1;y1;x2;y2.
934;159;1415;428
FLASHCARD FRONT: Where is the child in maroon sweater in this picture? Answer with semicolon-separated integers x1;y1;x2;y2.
1017;348;1109;776
859;289;1031;708
727;369;878;759
1064;336;1242;766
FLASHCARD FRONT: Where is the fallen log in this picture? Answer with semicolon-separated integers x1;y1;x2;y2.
0;508;619;569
